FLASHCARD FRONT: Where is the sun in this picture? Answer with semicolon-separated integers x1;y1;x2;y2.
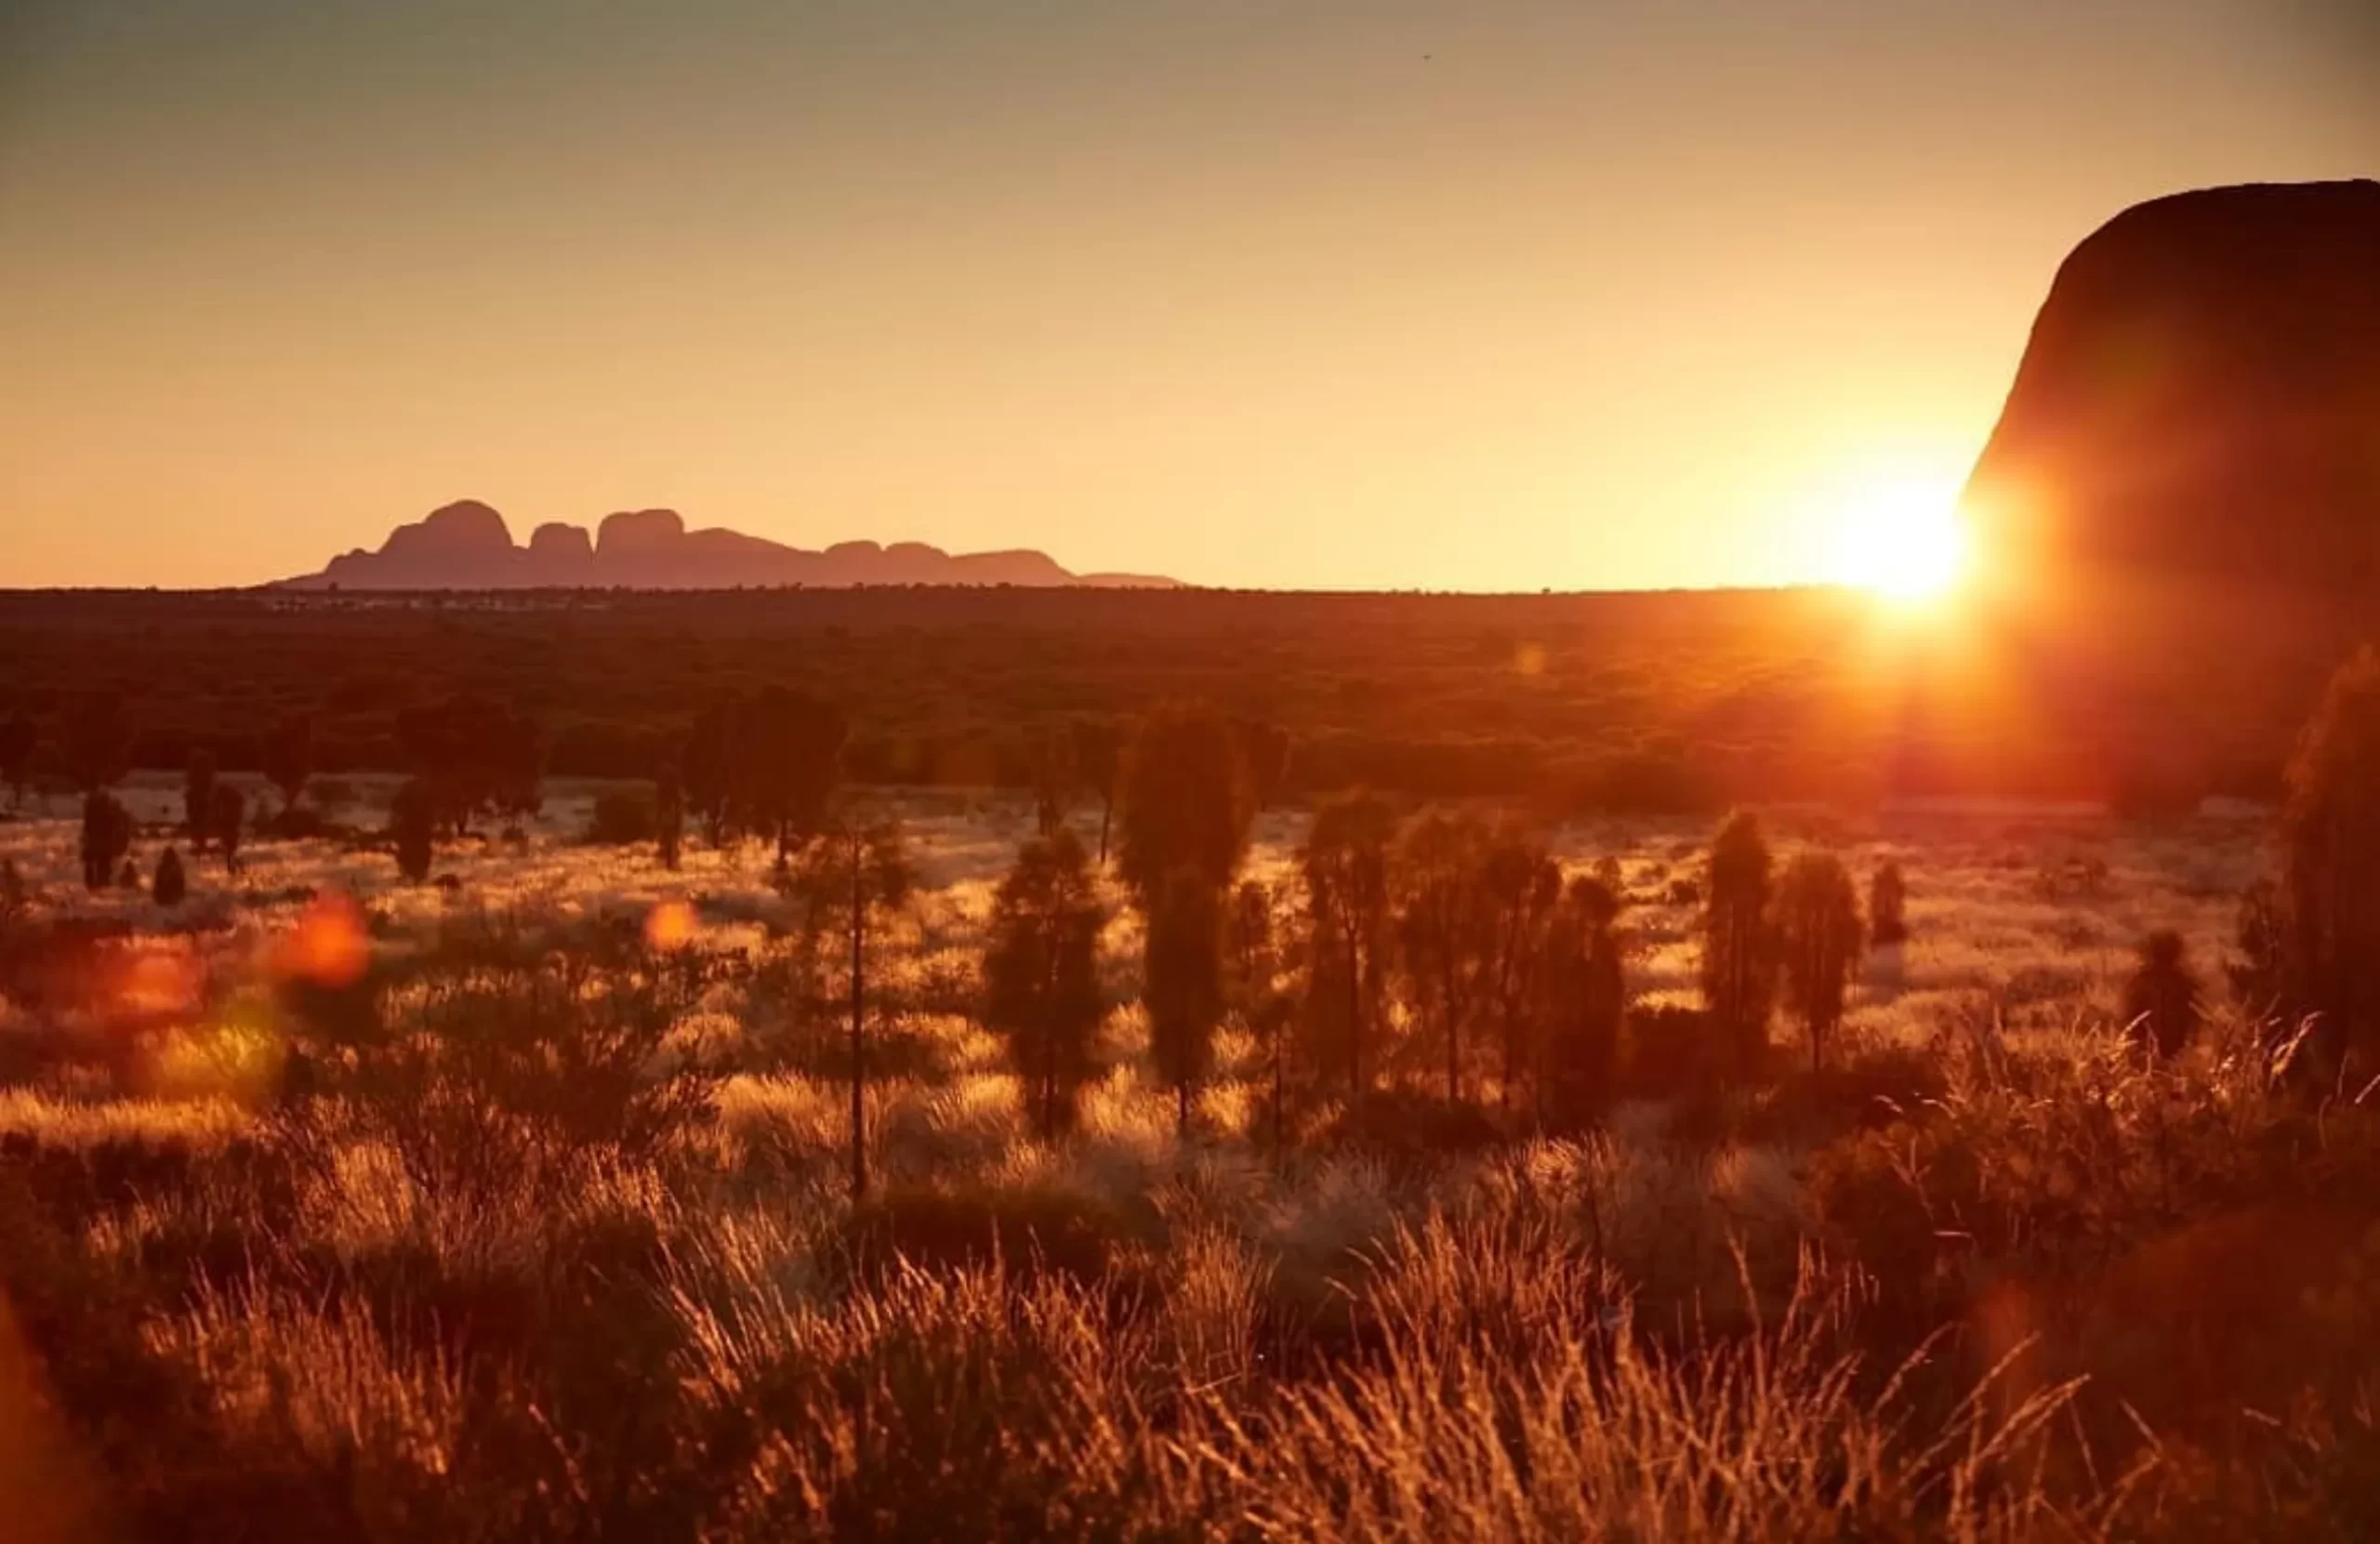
1815;457;1975;602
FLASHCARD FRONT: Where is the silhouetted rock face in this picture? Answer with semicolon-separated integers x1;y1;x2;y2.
286;505;1178;590
322;500;518;587
1966;180;2380;608
528;521;593;561
596;508;687;558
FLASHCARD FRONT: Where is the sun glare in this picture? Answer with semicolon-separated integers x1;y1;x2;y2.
1814;456;1975;603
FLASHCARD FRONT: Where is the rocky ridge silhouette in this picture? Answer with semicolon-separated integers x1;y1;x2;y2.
279;502;1179;590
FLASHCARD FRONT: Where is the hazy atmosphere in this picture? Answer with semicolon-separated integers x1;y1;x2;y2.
5;0;2375;590
20;7;2380;1539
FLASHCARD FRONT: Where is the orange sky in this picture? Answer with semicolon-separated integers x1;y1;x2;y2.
2;1;2374;591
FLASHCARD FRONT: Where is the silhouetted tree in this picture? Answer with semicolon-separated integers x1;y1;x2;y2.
984;828;1104;1141
1;711;38;811
2280;649;2380;1067
1145;870;1226;1138
785;815;912;1199
1115;705;1252;1139
1775;851;1862;1073
183;748;217;851
1236;719;1293;811
262;713;314;820
2122;929;2201;1061
1397;812;1488;1103
1117;704;1252;902
1479;831;1562;1115
210;784;246;874
1226;878;1294;1153
80;790;131;891
683;703;735;847
1302;790;1396;1105
1068;719;1124;864
1700;812;1777;1074
1540;876;1625;1128
397;696;541;836
61;693;131;793
654;759;685;872
153;846;187;907
390;779;435;882
736;688;847;864
490;712;545;825
1870;860;1909;946
1031;730;1077;838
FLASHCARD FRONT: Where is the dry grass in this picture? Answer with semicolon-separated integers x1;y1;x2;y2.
7;798;2374;1541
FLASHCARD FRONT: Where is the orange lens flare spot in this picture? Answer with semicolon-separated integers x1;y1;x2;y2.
274;892;371;988
121;941;204;1016
644;899;698;951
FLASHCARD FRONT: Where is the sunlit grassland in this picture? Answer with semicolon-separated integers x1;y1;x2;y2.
7;792;2371;1542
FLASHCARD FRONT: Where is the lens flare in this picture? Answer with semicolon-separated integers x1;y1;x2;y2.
120;940;204;1017
644;898;699;951
273;891;371;987
1804;449;1977;603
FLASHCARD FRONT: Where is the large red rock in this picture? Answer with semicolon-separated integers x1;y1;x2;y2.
1965;180;2380;612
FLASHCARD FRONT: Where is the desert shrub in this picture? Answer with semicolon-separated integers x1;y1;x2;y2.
1869;860;1908;946
183;747;217;848
2122;930;2201;1061
983;829;1105;1141
654;761;684;870
261;712;315;816
152;846;187;907
284;925;723;1219
1699;812;1776;1074
1774;851;1862;1073
209;783;246;871
390;778;434;881
1540;875;1625;1129
79;789;133;891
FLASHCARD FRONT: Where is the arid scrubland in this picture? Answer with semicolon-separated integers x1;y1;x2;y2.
14;774;2380;1542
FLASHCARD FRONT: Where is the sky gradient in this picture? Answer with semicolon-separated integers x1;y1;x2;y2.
3;0;2375;591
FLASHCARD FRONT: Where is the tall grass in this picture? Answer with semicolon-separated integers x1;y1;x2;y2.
5;810;2377;1540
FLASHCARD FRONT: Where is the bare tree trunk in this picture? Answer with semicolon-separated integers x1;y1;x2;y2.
1097;798;1112;866
849;841;867;1202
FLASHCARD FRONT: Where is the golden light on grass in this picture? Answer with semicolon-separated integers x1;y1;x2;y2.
143;1009;287;1108
1811;451;1976;604
273;891;371;988
644;898;699;951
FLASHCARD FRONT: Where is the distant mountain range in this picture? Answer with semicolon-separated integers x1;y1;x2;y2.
277;501;1180;590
